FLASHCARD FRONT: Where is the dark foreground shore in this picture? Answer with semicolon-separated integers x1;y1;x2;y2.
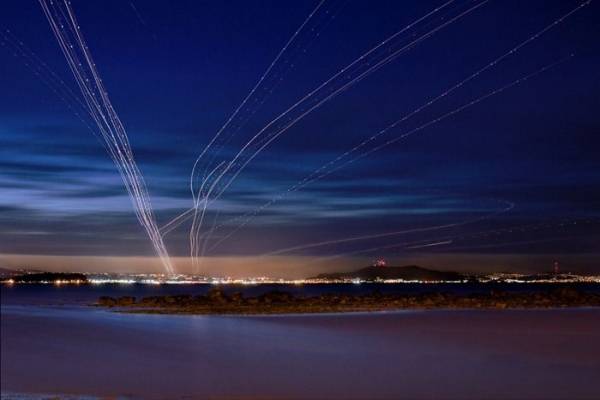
2;305;600;399
96;286;600;314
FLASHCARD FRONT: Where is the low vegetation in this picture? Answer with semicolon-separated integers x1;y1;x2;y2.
96;286;600;315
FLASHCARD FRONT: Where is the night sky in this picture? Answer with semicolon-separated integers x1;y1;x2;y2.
1;0;599;277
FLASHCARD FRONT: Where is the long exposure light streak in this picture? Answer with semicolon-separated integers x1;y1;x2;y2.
307;217;599;264
329;54;573;171
189;0;328;206
191;0;350;255
0;0;594;281
265;199;514;256
160;0;467;237
201;0;485;203
39;0;174;274
185;0;334;269
194;0;346;193
263;54;573;257
188;1;487;265
204;0;592;251
244;55;573;255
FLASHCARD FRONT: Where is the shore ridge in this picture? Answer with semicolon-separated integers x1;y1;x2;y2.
96;286;600;315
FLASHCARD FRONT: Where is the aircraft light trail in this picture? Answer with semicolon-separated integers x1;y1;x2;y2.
261;54;574;257
6;0;592;273
159;0;590;259
39;0;174;274
187;0;488;265
204;0;591;251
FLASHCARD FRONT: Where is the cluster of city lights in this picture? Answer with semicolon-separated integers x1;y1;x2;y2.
4;273;599;286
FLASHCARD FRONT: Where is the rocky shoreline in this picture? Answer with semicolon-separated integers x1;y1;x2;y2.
95;286;600;315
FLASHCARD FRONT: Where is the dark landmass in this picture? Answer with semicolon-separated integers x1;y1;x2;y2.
0;267;46;278
0;267;18;278
7;272;88;284
96;286;600;315
0;267;56;280
518;273;582;281
313;265;465;281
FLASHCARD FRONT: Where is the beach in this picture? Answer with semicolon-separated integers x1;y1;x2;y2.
2;300;600;399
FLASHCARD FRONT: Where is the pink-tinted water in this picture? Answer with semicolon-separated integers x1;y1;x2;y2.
2;304;599;399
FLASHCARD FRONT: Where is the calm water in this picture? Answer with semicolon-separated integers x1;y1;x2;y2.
3;282;600;306
2;284;600;399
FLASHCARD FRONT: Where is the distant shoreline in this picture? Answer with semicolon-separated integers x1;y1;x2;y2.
3;264;599;285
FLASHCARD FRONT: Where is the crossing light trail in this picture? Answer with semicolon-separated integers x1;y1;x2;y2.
305;238;457;265
160;207;194;236
189;161;226;267
190;0;328;206
405;240;454;249
39;0;174;274
188;0;343;266
326;54;574;174
191;0;349;234
195;0;348;190
306;217;599;265
289;0;592;190
197;0;462;192
200;0;485;204
260;55;573;258
263;199;514;256
160;0;468;236
203;0;592;251
185;0;335;269
251;56;576;254
189;0;489;264
163;0;589;256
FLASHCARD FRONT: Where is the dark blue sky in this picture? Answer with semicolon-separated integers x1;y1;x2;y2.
1;0;599;276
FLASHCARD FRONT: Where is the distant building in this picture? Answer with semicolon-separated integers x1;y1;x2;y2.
553;261;560;275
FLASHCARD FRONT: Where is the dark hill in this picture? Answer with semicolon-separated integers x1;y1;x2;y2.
11;272;88;283
0;267;19;278
0;267;46;278
313;265;464;282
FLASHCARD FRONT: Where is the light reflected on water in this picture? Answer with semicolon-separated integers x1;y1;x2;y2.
1;286;600;399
